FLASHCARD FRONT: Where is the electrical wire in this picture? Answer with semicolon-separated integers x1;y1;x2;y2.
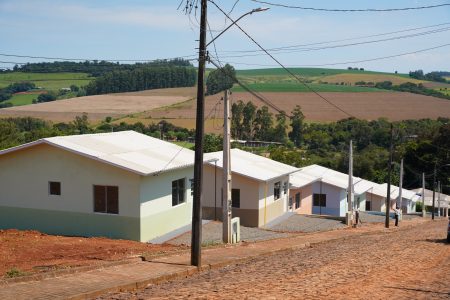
209;0;355;118
220;22;450;54
213;26;450;58
251;0;450;12
220;43;450;68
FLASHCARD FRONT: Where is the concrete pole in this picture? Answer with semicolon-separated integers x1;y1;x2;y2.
422;172;426;218
437;181;441;217
398;158;403;211
222;89;232;244
347;140;354;226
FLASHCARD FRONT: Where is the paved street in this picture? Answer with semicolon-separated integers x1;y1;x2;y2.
102;220;450;300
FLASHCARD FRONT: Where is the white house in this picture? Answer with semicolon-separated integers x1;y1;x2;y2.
202;149;299;227
366;184;419;213
0;131;206;242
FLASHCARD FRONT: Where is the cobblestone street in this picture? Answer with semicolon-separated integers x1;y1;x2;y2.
102;220;450;300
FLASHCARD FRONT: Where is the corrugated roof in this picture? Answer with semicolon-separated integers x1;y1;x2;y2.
0;131;199;176
204;149;299;182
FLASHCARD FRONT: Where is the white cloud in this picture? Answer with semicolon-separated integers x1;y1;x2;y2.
0;0;190;31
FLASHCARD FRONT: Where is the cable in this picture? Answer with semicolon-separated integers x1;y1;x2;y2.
251;0;450;12
0;53;197;63
221;43;450;68
220;22;450;54
209;0;355;118
214;26;450;58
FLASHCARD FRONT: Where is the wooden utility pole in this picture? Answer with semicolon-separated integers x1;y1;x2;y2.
222;89;232;243
422;172;426;218
385;124;393;228
347;140;354;226
191;0;207;267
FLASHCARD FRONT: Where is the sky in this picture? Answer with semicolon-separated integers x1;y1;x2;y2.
0;0;449;73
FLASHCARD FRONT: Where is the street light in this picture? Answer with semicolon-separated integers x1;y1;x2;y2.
206;7;269;48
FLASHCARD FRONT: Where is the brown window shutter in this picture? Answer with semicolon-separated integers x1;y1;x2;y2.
94;185;106;213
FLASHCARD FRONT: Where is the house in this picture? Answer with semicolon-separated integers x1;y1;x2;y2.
411;188;449;216
289;172;320;214
202;149;299;227
0;131;205;242
290;165;381;216
366;184;419;213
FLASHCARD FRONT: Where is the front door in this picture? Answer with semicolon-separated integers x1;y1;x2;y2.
295;192;301;209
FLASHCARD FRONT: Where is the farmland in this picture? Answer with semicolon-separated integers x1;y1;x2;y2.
0;72;93;90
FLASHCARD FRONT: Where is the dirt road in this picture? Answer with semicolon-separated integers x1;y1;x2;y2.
102;220;450;299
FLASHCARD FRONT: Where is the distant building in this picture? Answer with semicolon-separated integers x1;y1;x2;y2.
0;131;207;242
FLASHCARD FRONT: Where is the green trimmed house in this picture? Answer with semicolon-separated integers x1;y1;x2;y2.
0;131;200;242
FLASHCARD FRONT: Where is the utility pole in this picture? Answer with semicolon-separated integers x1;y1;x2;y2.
385;124;393;228
437;181;441;217
432;161;436;220
398;158;403;211
191;0;207;267
422;172;426;218
222;89;232;243
347;140;354;226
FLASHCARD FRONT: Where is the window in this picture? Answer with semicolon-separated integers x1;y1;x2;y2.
49;181;61;196
94;185;119;214
366;201;371;211
172;178;186;206
274;182;281;200
232;189;240;208
283;182;288;194
313;194;326;207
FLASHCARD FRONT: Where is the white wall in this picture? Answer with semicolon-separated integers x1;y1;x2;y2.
311;181;345;216
0;143;140;217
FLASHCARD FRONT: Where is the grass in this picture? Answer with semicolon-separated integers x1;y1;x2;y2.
6;94;38;106
0;72;93;90
5;267;28;278
172;141;194;148
231;82;383;93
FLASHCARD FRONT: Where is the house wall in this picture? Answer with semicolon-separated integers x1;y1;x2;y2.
257;176;290;227
202;165;290;228
0;143;141;240
139;167;194;242
367;193;386;212
355;193;367;212
289;184;313;214
311;182;345;217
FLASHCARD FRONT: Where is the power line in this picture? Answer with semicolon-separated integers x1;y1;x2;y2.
221;43;450;68
220;22;450;53
0;53;197;63
251;0;450;12
209;0;355;118
214;26;450;58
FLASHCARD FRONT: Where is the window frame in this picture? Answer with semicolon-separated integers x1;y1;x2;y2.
48;181;61;196
172;178;186;207
93;185;119;215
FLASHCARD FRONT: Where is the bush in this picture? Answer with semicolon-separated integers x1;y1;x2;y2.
37;92;57;103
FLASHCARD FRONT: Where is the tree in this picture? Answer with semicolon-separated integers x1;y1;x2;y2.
273;112;288;143
206;64;236;95
289;105;304;146
231;100;244;139
242;101;256;140
73;114;90;134
37;92;57;103
253;106;273;141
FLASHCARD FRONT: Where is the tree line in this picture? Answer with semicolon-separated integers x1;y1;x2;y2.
85;66;196;95
4;59;193;77
409;70;449;83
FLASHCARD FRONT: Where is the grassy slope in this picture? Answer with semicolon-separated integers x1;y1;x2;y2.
232;82;382;93
0;72;93;106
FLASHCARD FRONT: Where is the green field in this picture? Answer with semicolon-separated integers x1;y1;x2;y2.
0;72;93;89
232;82;383;93
6;94;38;106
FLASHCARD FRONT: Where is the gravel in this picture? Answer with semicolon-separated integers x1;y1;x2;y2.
167;221;291;246
359;211;422;224
268;214;347;233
